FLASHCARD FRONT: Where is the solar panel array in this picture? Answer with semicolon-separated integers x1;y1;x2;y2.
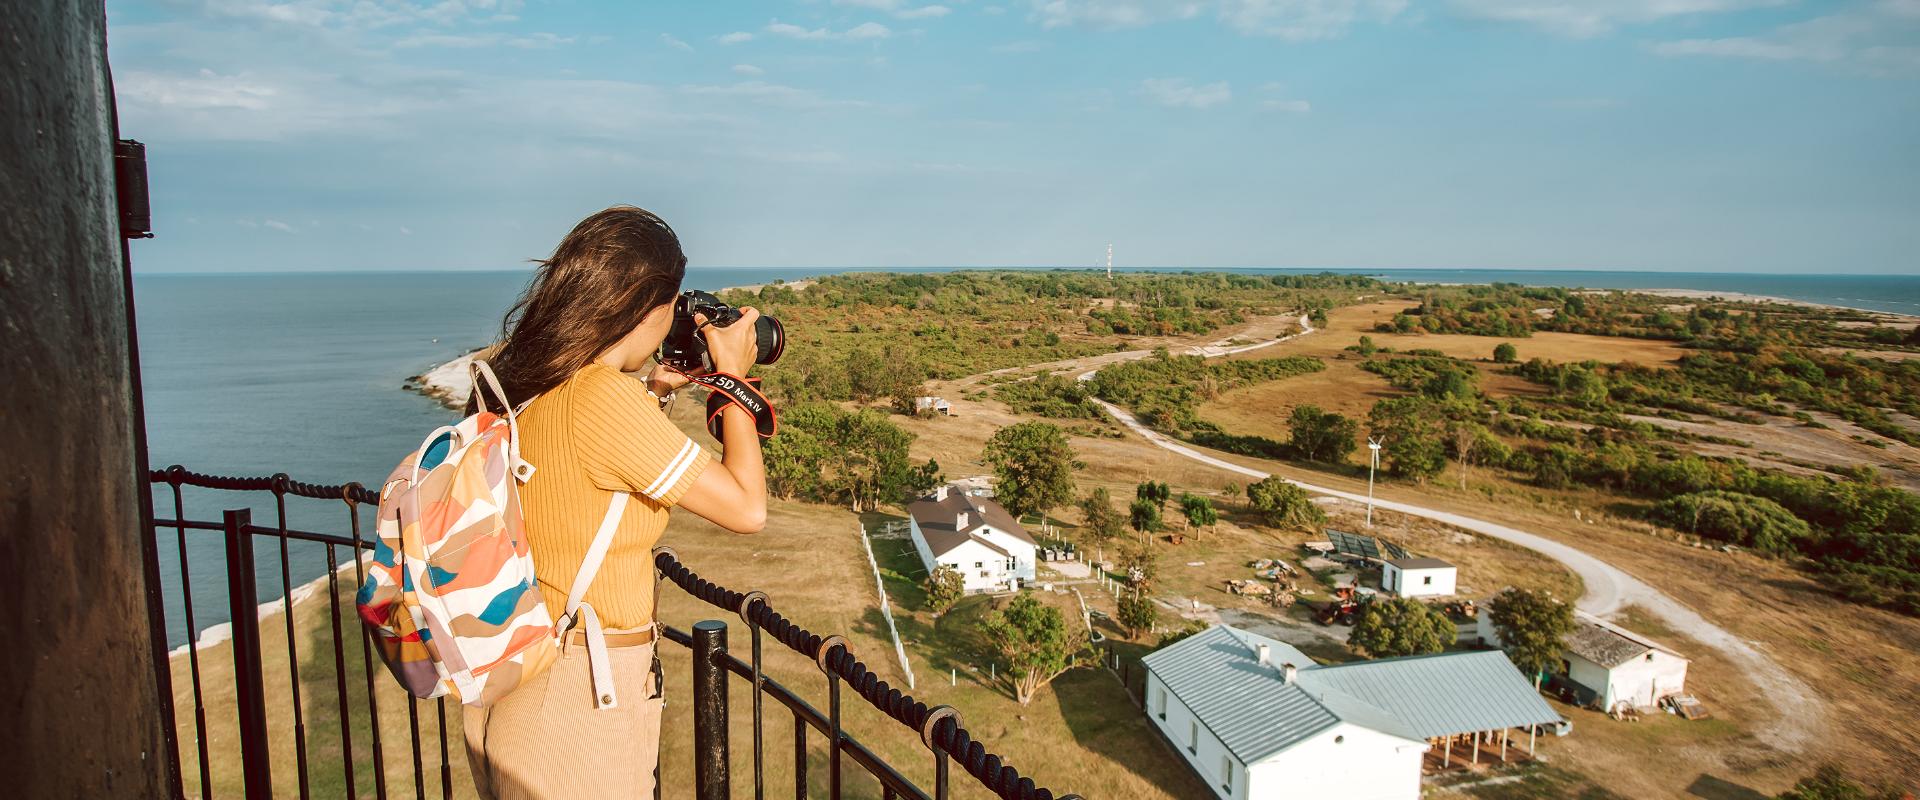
1325;529;1410;561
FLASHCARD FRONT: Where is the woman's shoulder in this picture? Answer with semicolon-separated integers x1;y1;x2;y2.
559;364;658;417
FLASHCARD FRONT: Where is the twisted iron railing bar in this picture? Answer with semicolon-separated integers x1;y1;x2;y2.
654;551;1078;800
149;467;1081;800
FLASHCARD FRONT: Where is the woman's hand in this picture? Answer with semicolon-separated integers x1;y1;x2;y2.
699;308;762;375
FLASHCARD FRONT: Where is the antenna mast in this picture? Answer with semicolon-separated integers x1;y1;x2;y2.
1106;243;1113;279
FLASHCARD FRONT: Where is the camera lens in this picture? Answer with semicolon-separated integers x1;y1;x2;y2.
755;315;785;365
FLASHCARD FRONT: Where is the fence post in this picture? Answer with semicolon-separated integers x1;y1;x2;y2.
692;620;730;800
223;509;273;799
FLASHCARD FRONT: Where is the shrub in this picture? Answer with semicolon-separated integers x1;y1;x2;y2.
1246;477;1326;529
1653;490;1814;556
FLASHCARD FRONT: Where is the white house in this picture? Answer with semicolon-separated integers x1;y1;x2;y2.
1558;613;1690;712
1142;626;1564;800
1461;609;1689;713
906;485;1037;593
1382;557;1457;598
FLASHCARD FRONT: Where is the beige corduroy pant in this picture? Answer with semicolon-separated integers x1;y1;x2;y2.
464;640;664;799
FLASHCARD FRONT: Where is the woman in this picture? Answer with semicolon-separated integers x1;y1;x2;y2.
463;206;767;799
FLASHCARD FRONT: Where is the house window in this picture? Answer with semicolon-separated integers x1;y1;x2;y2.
1423;575;1433;585
974;561;983;568
979;571;990;578
1153;688;1166;720
1221;756;1233;793
1188;721;1199;753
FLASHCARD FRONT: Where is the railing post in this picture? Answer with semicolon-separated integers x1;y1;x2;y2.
693;620;730;800
223;509;273;799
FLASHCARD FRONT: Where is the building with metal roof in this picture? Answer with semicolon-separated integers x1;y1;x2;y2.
1141;625;1566;800
905;485;1036;593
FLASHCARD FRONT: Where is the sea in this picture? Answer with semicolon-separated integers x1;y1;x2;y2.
139;267;1920;648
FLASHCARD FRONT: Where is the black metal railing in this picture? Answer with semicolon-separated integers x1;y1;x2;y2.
145;467;1080;800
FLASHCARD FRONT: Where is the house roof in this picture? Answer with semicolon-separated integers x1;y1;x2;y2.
1296;651;1561;740
1143;625;1564;762
908;488;1034;558
1386;557;1454;570
1564;613;1682;668
1140;627;1376;763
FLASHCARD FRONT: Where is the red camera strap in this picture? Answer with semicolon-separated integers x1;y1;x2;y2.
689;372;777;440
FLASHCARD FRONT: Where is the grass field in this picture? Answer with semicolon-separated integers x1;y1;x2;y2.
1194;301;1691;449
168;493;1210;799
896;303;1920;797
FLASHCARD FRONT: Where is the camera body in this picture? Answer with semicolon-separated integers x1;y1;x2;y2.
658;289;785;373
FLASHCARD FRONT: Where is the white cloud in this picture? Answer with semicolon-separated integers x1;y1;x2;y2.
200;0;528;32
660;33;693;51
1450;0;1782;38
680;81;873;110
732;63;766;76
399;226;413;235
119;69;277;111
718;31;755;44
1030;0;1402;40
263;219;296;232
766;19;894;40
1260;98;1311;112
1139;78;1231;109
1647;6;1920;74
393;31;573;48
834;0;954;18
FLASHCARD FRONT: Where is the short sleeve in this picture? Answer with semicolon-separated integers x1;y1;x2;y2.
569;366;713;505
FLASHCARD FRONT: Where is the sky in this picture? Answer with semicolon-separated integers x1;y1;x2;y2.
109;0;1920;274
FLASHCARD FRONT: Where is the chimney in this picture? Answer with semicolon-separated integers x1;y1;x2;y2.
934;485;948;502
1255;644;1271;667
956;511;970;529
1282;663;1297;685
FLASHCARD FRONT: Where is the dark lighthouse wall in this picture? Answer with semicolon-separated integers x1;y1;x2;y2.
0;1;171;796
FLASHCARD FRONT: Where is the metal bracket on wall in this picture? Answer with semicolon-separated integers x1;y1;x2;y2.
113;139;153;239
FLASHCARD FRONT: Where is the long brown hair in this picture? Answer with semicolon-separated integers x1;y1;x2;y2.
474;206;687;411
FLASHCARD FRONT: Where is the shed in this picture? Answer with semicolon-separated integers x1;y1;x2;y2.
1382;557;1457;598
1558;613;1689;712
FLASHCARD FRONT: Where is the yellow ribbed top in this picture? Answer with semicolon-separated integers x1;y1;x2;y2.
515;363;711;629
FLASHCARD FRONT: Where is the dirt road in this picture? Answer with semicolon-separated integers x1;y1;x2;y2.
1062;314;1826;751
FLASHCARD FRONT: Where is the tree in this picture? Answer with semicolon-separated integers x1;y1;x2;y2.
1652;491;1812;556
982;421;1078;528
1246;476;1327;530
1179;493;1217;535
1118;536;1160;590
1117;590;1158;639
1493;342;1519;363
1488;588;1575;688
1078;487;1125;545
1368;397;1449;482
1356;335;1378;356
1348;597;1456;658
981;593;1084;706
1135;480;1171;511
1449;420;1486;490
1129;497;1162;534
1776;766;1904;800
1287;405;1359;464
765;403;928;511
925;565;964;616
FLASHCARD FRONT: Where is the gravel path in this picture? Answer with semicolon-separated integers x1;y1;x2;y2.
1071;314;1825;750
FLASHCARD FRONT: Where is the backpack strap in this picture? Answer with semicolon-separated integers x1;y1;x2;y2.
471;359;535;483
556;491;631;709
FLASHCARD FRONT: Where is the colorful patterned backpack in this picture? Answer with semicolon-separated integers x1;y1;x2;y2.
357;360;631;707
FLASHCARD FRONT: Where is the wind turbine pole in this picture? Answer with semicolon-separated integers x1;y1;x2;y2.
1106;243;1113;280
1366;437;1383;527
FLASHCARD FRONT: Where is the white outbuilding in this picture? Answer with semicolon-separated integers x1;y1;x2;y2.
1558;613;1690;713
1142;625;1565;800
906;485;1037;593
1382;557;1457;598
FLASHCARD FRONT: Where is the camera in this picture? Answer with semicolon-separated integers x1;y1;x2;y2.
658;289;785;373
